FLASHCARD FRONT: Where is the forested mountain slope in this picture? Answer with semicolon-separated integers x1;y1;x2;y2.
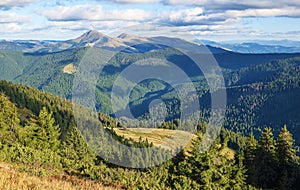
1;80;300;189
1;46;300;144
0;80;250;189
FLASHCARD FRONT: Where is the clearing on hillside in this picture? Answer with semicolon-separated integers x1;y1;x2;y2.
63;63;77;74
114;128;197;152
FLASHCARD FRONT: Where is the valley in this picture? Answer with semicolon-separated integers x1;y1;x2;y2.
1;30;300;144
1;30;300;189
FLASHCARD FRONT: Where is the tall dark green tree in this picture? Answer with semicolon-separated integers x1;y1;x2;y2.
22;107;60;151
176;135;247;189
0;93;20;144
277;125;297;166
243;134;258;185
255;128;277;188
59;127;96;174
276;125;299;189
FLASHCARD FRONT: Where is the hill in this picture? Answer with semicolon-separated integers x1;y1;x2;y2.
1;80;300;189
0;80;254;189
0;162;117;190
1;43;300;144
1;30;300;143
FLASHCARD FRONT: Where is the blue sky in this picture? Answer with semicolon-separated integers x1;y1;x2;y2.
0;0;300;42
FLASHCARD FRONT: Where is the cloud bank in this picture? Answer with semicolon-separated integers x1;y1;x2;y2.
0;0;299;40
0;0;37;9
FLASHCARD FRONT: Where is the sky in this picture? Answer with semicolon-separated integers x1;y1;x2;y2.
0;0;300;42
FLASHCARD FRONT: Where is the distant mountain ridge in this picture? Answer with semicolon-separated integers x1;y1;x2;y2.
200;39;300;53
0;30;228;54
2;30;300;54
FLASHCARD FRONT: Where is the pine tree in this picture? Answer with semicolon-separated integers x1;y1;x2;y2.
276;125;298;189
243;134;258;185
277;125;297;166
38;107;60;150
255;128;278;188
23;107;60;151
60;127;96;174
231;153;247;190
0;93;20;144
177;136;247;189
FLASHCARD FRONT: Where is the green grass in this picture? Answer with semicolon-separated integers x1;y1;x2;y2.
114;128;235;159
114;128;197;153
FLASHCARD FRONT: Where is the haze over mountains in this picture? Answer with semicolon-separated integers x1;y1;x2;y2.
0;30;227;54
201;39;300;53
1;30;300;54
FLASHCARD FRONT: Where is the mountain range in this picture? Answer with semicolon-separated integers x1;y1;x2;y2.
2;30;299;54
0;30;227;54
1;30;300;145
2;30;300;190
201;39;300;53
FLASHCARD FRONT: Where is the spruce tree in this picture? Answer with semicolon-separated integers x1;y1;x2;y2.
276;125;298;189
277;125;297;166
23;107;60;151
244;134;258;185
231;153;247;190
60;127;96;173
0;93;20;144
38;107;60;150
256;128;277;188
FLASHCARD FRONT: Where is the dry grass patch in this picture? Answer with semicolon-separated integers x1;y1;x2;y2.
63;63;77;74
0;162;118;190
114;128;197;153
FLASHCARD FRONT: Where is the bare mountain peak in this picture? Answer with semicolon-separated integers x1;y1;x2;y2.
73;30;107;43
86;29;104;36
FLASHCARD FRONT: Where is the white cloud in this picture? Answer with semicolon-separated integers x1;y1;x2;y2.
163;0;300;9
0;23;24;33
0;0;299;41
157;5;300;27
0;12;31;23
48;20;139;31
106;0;160;3
219;8;300;18
41;5;153;21
162;0;300;18
167;7;204;23
159;7;231;26
0;0;37;9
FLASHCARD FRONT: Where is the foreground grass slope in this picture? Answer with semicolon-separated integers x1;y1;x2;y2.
0;163;118;190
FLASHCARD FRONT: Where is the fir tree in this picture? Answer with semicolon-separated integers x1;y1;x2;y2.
0;93;20;144
277;125;297;166
243;134;258;185
60;127;96;174
255;128;278;188
23;107;60;151
276;125;298;189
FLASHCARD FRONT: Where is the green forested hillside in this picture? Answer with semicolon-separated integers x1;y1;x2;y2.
1;80;300;189
0;80;243;189
223;57;300;143
0;51;32;80
1;47;300;142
